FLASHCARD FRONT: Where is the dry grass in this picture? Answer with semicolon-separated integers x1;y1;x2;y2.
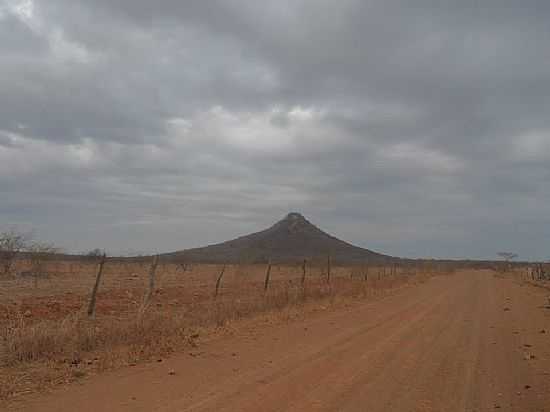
0;259;444;401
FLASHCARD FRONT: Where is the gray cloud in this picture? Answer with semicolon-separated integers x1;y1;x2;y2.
1;0;549;260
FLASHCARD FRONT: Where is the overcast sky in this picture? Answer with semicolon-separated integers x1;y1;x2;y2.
1;0;550;259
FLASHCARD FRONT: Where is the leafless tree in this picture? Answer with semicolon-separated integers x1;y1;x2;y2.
497;252;518;261
85;248;106;258
0;229;30;277
497;252;518;272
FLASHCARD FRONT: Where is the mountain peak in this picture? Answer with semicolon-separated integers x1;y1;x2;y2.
285;212;306;221
277;212;310;234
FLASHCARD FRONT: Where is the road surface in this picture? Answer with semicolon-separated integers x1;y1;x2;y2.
11;271;550;411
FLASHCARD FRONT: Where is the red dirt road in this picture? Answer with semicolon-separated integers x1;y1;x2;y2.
10;271;550;411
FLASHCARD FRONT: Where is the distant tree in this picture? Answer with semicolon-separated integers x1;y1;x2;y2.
497;252;518;273
0;229;30;277
497;252;518;262
85;248;107;259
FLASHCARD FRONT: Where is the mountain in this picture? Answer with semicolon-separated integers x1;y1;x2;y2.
163;213;393;264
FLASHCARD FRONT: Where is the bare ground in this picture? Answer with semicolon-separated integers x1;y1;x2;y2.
6;270;550;411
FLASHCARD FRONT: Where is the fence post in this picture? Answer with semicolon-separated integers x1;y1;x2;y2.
214;265;226;298
264;260;272;292
301;259;307;286
143;255;159;306
327;254;331;283
364;264;369;281
87;254;106;317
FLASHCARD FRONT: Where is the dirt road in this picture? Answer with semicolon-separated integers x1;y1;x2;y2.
11;271;550;411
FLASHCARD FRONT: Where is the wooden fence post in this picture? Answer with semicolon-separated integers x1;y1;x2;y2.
214;265;226;298
87;254;106;317
327;254;331;283
264;261;272;292
364;264;369;281
301;259;307;286
143;255;159;306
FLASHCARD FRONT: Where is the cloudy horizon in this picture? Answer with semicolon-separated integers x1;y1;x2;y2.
1;1;550;260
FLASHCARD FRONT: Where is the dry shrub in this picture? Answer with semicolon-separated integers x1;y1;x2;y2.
1;311;192;368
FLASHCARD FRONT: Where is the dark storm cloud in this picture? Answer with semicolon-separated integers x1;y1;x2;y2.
1;0;549;259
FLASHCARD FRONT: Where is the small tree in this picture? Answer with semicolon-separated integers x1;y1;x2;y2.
83;248;108;263
498;252;518;261
497;252;518;272
0;230;30;277
85;248;106;258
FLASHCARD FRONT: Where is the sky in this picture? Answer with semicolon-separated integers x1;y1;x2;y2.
1;0;550;260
